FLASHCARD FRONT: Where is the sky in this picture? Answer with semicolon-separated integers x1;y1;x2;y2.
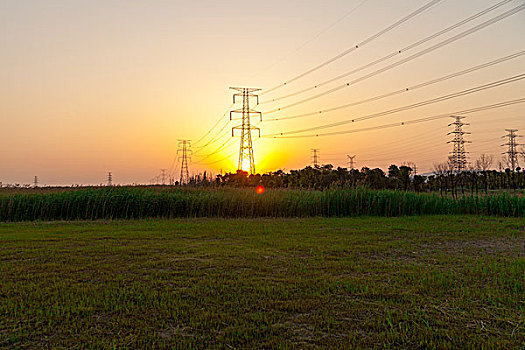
1;0;524;185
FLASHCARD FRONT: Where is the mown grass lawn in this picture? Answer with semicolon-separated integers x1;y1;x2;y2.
0;216;523;349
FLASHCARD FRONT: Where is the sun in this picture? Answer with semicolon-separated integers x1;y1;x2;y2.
240;160;252;173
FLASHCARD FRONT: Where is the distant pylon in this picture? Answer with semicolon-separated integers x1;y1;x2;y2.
447;116;471;173
33;176;39;188
411;163;418;176
404;161;417;176
160;169;168;185
312;149;320;168
502;129;521;171
347;155;356;170
107;172;112;186
178;140;192;184
230;87;262;174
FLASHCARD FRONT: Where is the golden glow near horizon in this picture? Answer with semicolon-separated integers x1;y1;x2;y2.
1;0;524;185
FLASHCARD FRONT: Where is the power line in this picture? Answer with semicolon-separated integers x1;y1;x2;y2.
322;129;447;158
261;97;525;139
193;129;232;155
261;0;515;104
197;120;262;162
248;0;370;81
205;138;262;167
265;50;525;122
193;103;234;147
206;151;237;166
262;3;525;114
194;99;254;155
193;118;235;154
260;0;445;96
167;150;180;178
197;135;237;161
264;73;525;137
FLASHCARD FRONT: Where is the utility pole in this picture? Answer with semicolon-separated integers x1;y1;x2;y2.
178;140;192;185
107;172;112;186
312;149;320;168
447;116;471;173
347;155;356;170
502;129;521;171
230;87;262;174
33;176;38;188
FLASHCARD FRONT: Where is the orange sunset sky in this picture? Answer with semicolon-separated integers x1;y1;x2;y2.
1;0;524;185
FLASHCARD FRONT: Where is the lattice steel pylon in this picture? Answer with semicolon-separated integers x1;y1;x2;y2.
312;149;320;168
230;87;262;174
447;116;471;173
502;129;521;171
178;140;192;184
347;155;356;170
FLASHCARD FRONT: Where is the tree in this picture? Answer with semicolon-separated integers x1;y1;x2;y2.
388;165;401;190
433;161;450;196
399;165;412;191
475;154;494;172
475;154;493;194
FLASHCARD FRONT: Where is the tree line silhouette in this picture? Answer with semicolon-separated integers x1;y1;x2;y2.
189;153;525;197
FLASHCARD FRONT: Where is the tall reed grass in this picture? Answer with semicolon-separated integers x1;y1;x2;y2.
0;187;523;221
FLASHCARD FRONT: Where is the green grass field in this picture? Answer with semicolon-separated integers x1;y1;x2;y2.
1;216;523;348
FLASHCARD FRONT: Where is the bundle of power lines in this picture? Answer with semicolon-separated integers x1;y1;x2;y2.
182;0;525;175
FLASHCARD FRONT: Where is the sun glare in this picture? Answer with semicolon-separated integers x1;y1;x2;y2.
240;160;251;173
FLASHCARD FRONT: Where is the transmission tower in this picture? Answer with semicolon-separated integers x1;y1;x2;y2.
33;176;38;188
502;129;521;171
107;172;112;186
177;140;192;184
403;161;417;176
411;163;418;176
447;116;471;173
230;87;262;174
312;149;320;167
347;155;356;170
160;169;168;185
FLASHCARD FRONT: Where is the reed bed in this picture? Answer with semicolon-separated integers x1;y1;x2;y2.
0;187;523;221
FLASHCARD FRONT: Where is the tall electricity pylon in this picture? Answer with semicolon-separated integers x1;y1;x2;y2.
312;149;320;168
107;172;112;186
447;116;471;173
178;140;192;184
502;129;521;171
230;87;262;174
347;155;356;170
